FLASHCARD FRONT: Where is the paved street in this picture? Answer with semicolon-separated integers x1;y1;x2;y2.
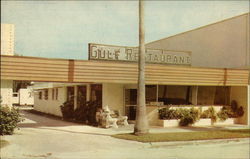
1;109;250;159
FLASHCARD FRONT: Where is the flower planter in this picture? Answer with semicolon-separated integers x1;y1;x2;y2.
214;118;235;126
158;119;179;127
193;118;211;126
159;118;235;127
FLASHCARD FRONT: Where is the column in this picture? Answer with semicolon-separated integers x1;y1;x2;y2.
191;86;198;105
86;84;91;101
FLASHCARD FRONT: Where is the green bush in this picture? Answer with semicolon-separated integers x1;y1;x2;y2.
217;107;229;121
178;107;199;126
0;105;22;135
158;107;179;120
60;100;74;120
159;107;199;126
229;100;244;118
60;100;101;126
200;107;218;124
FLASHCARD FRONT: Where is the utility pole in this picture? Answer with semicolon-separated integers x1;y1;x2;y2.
134;0;149;135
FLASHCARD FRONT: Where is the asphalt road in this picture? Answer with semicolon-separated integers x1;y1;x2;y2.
1;109;250;159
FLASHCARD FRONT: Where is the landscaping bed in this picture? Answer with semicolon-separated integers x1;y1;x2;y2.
112;129;250;143
158;100;244;127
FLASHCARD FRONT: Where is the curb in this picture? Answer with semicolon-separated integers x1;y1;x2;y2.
148;138;250;148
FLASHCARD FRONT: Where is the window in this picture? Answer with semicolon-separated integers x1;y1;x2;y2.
90;84;102;105
146;85;157;104
158;85;191;105
67;87;74;101
52;89;55;100
77;86;86;107
13;93;18;97
55;88;58;100
39;91;42;100
44;89;48;100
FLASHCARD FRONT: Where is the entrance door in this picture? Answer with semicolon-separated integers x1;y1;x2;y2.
77;85;86;108
125;89;137;120
90;84;102;107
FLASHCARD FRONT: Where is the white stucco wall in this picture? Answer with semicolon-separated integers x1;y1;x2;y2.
1;24;14;56
34;87;66;117
19;88;34;105
230;86;248;125
146;13;249;68
102;83;124;115
0;80;13;107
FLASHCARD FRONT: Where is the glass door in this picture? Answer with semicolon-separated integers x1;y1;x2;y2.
125;89;137;120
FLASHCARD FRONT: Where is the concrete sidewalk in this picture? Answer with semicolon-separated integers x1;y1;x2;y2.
19;107;250;134
1;108;249;159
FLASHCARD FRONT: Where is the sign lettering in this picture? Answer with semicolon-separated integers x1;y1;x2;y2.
88;43;191;65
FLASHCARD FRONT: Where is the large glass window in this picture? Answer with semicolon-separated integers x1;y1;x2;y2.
90;84;102;106
124;89;137;120
77;85;86;107
146;85;157;104
67;87;74;101
158;85;191;105
214;86;230;105
197;86;230;105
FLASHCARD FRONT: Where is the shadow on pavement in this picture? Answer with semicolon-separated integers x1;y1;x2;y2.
18;109;84;128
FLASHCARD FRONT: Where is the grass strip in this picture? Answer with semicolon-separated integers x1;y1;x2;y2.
112;129;250;143
0;140;10;149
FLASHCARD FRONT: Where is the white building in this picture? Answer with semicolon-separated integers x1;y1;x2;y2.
31;13;249;126
0;24;14;107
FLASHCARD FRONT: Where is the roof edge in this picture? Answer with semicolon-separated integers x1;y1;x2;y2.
146;12;250;46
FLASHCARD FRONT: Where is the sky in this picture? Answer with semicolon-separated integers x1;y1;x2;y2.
1;1;249;60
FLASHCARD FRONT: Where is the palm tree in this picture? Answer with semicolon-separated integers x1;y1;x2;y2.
134;0;149;135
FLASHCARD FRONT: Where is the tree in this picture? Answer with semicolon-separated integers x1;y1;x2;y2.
134;0;149;135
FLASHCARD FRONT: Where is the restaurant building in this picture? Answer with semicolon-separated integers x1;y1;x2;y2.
1;13;249;126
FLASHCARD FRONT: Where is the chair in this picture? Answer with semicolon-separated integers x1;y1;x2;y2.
112;110;129;126
100;105;129;128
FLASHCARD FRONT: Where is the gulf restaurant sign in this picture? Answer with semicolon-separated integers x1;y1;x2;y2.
88;43;191;65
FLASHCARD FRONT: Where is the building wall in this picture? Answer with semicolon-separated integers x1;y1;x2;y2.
146;13;249;68
102;83;124;115
1;24;14;55
230;86;248;125
249;85;250;125
19;88;34;105
0;80;13;107
34;87;66;117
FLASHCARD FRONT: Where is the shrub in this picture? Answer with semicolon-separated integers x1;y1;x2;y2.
229;100;244;118
0;105;23;135
217;107;229;122
60;100;74;120
158;107;179;120
200;107;218;124
178;107;199;126
60;100;101;126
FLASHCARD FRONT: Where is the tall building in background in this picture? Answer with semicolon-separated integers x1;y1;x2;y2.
1;24;14;107
1;24;14;55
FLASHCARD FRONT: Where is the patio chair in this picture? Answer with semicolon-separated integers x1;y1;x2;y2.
110;110;129;126
100;106;118;128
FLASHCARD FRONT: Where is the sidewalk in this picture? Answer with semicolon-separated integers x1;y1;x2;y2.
2;108;249;159
19;107;249;137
